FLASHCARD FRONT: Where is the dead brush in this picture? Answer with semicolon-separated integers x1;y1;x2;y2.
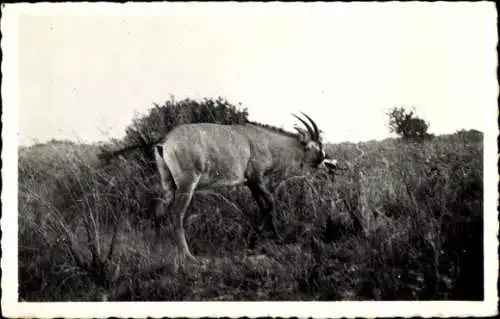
53;208;122;301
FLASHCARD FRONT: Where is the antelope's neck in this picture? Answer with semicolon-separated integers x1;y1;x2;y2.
265;130;305;164
241;123;305;164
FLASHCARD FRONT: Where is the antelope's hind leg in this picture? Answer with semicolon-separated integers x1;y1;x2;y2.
169;176;202;266
153;145;201;268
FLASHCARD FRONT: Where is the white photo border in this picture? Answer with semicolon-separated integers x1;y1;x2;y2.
1;2;498;318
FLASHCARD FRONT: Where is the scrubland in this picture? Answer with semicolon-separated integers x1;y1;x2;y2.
18;128;484;301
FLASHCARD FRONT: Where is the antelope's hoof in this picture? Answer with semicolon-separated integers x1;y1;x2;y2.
198;257;210;268
185;254;199;265
183;255;210;272
274;233;284;242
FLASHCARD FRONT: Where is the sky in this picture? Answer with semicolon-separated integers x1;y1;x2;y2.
12;2;498;146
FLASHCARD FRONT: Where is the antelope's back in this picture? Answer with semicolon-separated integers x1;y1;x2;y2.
160;123;252;188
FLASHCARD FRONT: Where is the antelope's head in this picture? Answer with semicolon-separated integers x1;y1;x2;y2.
292;112;326;169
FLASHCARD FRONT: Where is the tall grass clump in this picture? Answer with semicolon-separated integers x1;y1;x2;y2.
19;97;484;301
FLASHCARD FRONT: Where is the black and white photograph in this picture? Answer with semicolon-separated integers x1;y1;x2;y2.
1;2;498;318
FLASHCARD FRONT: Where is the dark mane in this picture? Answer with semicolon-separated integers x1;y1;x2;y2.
245;120;298;138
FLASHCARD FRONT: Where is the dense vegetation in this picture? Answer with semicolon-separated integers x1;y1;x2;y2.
19;98;484;301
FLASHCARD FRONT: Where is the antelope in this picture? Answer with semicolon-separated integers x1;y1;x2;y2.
102;113;336;267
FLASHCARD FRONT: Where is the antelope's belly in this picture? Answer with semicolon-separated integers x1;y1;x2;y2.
197;167;246;188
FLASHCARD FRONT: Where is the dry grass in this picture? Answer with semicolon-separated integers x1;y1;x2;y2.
18;131;483;301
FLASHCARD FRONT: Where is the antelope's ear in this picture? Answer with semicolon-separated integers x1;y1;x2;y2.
294;126;310;144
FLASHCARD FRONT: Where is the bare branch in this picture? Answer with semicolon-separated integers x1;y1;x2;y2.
81;212;99;269
65;236;88;270
105;219;120;263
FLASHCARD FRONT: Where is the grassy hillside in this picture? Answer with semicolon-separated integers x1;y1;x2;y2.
18;129;483;301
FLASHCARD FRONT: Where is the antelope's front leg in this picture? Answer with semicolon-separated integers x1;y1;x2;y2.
248;180;281;241
258;185;282;241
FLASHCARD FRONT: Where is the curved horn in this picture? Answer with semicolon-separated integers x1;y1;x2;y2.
300;112;320;141
294;126;308;140
292;114;314;139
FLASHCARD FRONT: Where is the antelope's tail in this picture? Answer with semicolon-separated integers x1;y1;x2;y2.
98;137;164;165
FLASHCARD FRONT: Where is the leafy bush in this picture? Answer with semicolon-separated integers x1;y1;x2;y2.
386;106;433;141
118;96;249;165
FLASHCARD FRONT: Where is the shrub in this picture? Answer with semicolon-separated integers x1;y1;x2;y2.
386;106;433;141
